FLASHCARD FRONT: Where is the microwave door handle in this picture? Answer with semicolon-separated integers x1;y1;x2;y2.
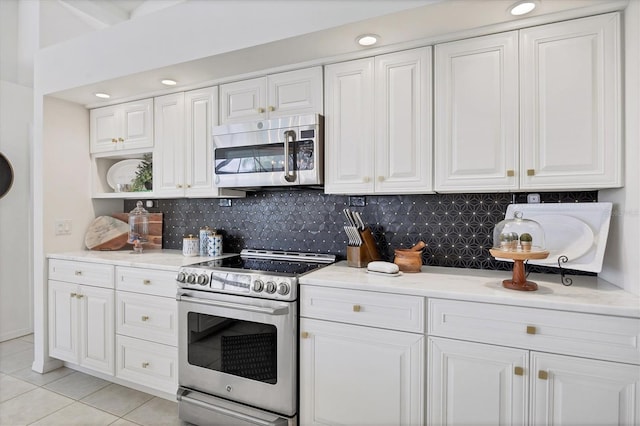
177;293;289;316
283;130;296;183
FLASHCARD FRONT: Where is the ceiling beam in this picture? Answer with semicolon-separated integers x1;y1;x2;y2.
57;0;131;29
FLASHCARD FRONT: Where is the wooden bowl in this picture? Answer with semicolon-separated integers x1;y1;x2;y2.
393;249;423;273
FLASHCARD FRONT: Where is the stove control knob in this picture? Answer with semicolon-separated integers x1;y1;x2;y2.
176;272;186;283
265;281;277;294
252;280;264;292
277;282;290;296
197;274;209;285
186;274;196;284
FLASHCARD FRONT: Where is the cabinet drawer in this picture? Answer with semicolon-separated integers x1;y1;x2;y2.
116;292;177;346
428;298;640;364
116;266;177;297
49;259;114;288
301;285;424;333
116;335;178;394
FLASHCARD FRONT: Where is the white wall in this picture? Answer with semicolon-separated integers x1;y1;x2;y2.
0;81;34;341
600;0;640;295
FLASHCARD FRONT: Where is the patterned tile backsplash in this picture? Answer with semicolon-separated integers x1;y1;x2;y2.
125;190;597;274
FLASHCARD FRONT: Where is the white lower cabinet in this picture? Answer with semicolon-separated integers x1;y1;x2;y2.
300;286;425;425
427;298;640;426
115;266;179;394
428;337;528;426
48;260;115;376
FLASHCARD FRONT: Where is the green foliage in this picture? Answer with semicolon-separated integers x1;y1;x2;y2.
132;153;152;191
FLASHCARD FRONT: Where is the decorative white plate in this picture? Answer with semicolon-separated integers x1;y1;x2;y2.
503;203;612;273
533;215;594;264
106;159;142;190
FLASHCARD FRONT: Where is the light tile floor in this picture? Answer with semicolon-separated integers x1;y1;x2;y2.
0;335;185;426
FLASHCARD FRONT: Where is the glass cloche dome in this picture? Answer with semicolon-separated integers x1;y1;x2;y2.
492;211;545;253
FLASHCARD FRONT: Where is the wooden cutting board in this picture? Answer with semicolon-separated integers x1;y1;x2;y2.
84;216;130;250
112;212;163;250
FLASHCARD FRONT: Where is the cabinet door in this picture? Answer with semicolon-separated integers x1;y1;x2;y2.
90;105;120;153
78;285;114;375
531;352;639;425
428;337;528;426
185;87;217;196
435;32;519;192
90;99;153;153
520;13;621;189
300;318;424;426
375;47;432;194
120;99;154;151
48;280;78;363
323;58;375;194
267;67;323;118
153;93;185;197
219;77;266;124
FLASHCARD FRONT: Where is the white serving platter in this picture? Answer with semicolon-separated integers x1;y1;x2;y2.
106;159;142;190
499;202;612;273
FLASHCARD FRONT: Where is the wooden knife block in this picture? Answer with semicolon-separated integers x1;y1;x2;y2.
347;228;381;268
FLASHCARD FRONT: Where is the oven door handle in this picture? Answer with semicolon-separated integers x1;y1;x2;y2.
177;293;289;316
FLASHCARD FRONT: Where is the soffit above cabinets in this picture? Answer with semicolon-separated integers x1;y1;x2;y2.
45;0;625;107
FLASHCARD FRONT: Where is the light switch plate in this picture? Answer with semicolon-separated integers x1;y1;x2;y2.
527;193;541;203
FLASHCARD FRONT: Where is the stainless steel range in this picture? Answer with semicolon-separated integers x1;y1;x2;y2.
176;249;335;426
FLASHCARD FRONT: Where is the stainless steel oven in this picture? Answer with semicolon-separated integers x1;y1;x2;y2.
176;250;334;426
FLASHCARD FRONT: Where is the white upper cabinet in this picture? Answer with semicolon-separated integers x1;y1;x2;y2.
325;47;432;195
520;13;621;189
219;67;323;124
324;58;375;194
154;88;245;199
90;99;153;154
434;13;621;192
434;32;519;192
153;93;185;197
375;48;432;194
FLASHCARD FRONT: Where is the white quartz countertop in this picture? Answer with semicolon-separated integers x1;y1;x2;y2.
300;261;640;318
47;249;235;272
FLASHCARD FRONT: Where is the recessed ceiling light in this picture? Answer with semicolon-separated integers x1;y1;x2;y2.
94;92;110;99
509;1;537;16
161;79;177;86
356;34;379;47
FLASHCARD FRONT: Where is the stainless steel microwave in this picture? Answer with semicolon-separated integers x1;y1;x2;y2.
212;114;323;189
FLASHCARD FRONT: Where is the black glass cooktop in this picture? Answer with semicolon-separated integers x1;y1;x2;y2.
187;251;334;277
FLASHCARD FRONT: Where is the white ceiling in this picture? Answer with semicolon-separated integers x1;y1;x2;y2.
41;0;624;106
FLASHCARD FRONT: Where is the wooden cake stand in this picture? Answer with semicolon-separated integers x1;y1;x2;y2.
489;249;550;291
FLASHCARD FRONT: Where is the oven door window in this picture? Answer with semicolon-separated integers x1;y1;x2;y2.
214;140;315;175
187;312;278;384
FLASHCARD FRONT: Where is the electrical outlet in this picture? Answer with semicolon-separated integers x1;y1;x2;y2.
219;199;232;207
349;196;366;207
527;193;541;204
54;220;72;235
